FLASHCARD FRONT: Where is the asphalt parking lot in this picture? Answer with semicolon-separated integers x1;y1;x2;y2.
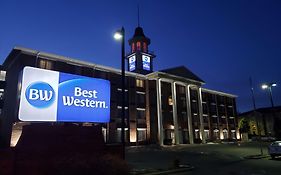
127;142;281;175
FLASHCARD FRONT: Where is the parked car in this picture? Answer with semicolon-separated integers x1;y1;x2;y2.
268;141;281;159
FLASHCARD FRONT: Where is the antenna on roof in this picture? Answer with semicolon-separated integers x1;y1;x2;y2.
137;4;140;27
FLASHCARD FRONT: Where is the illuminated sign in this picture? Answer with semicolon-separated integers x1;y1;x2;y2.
18;67;110;123
129;55;136;71
142;55;150;71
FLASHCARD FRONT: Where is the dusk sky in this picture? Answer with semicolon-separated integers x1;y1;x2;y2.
0;0;280;113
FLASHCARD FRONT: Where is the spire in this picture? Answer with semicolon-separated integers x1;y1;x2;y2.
137;4;140;27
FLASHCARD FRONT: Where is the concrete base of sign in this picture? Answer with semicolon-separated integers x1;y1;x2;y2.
0;123;128;175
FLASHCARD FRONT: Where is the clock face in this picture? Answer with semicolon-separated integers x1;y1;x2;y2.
142;55;150;71
129;55;136;71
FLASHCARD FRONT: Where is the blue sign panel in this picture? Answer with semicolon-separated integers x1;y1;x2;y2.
129;55;136;71
142;55;151;71
18;67;110;123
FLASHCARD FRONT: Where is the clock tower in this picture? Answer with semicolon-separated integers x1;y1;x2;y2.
127;27;155;74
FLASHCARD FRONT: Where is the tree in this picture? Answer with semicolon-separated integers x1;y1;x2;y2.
239;118;250;134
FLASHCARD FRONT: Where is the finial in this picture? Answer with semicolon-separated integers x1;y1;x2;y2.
137;4;140;27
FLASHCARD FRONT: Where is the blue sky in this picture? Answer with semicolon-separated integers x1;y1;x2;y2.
0;0;280;112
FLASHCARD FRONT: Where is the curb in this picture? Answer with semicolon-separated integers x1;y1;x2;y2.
244;154;270;159
138;166;194;175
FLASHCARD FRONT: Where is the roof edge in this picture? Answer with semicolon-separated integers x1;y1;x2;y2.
9;46;147;78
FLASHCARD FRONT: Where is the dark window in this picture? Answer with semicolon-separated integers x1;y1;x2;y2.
211;117;218;123
202;92;207;102
203;103;208;114
137;93;145;105
137;109;146;119
203;116;209;123
180;97;186;107
117;107;128;118
178;86;185;94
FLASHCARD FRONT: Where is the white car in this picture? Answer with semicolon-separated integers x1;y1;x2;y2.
268;141;281;159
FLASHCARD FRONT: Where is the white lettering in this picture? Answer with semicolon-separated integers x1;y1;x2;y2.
39;90;53;101
62;95;107;108
74;87;82;97
74;87;98;98
62;96;74;106
29;89;39;100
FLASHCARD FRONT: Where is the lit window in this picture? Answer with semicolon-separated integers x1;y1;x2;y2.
137;128;147;141
0;89;4;100
38;59;53;70
136;79;144;87
168;96;173;105
137;42;141;51
132;43;135;52
143;42;147;52
0;71;6;81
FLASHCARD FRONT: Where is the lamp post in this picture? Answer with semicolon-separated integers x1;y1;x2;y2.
261;83;277;107
114;27;126;160
249;78;263;155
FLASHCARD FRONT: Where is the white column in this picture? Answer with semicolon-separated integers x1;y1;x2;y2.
198;87;206;143
171;82;180;144
156;78;164;145
186;85;194;144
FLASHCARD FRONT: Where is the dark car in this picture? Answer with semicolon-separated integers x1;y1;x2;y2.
268;141;281;159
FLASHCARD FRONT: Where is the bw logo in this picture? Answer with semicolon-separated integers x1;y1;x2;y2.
25;82;55;108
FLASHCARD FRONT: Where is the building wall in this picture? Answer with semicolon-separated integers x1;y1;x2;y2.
0;50;238;147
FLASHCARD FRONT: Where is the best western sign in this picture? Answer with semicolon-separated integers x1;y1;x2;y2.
18;67;110;123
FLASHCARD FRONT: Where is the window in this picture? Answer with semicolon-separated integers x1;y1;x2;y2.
38;59;53;70
204;130;210;139
203;103;208;114
168;96;173;105
231;130;236;139
136;79;144;87
136;93;145;105
137;109;145;119
117;128;129;142
211;116;218;123
143;42;147;52
203;115;209;123
0;71;6;81
180;97;186;107
132;43;135;52
137;42;141;51
117;106;128;118
0;89;4;100
202;93;207;101
178;86;185;94
137;128;147;141
213;129;219;139
223;129;228;139
194;129;200;139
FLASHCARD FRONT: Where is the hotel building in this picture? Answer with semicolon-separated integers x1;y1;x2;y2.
0;26;238;147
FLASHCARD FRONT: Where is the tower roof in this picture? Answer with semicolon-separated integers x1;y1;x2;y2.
129;26;150;45
133;27;146;37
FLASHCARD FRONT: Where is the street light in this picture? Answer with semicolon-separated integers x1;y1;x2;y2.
114;27;125;160
261;82;277;107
